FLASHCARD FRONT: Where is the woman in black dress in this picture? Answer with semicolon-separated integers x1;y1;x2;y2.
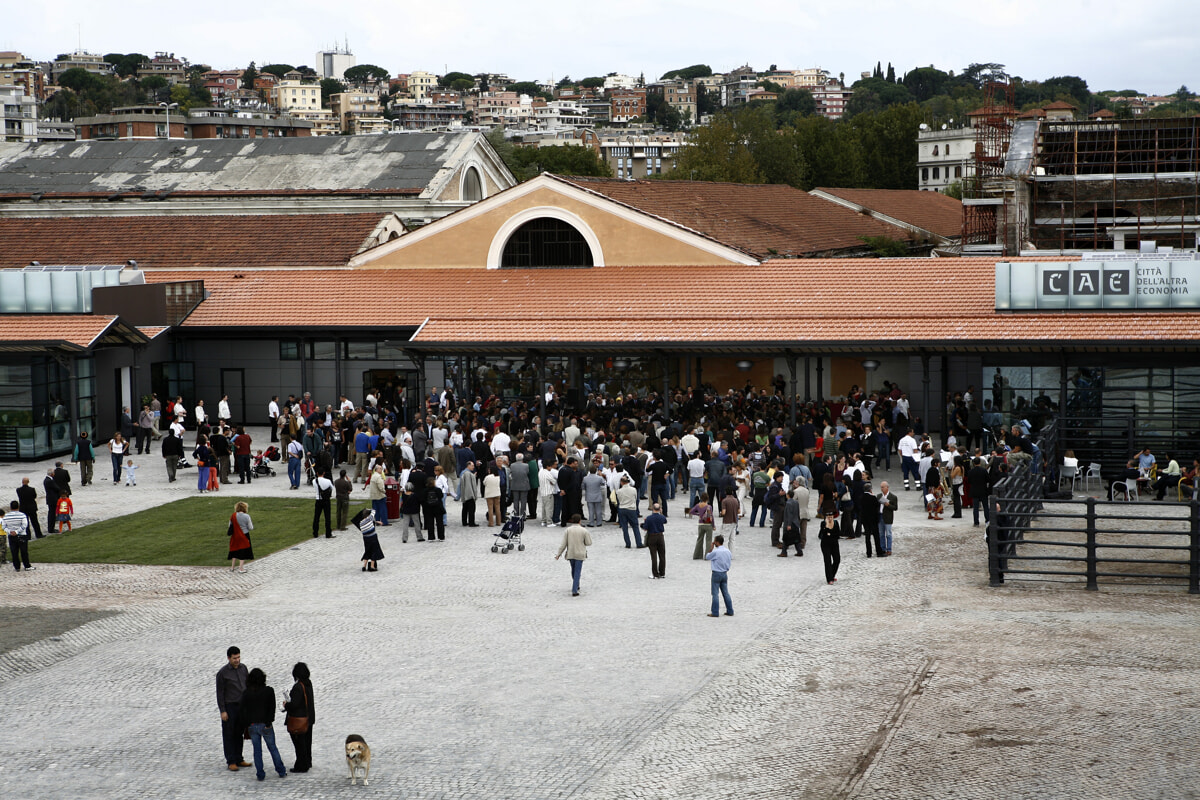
283;662;314;773
818;499;841;584
352;507;385;571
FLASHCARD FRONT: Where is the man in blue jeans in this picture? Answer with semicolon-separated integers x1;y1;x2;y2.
705;534;733;617
286;438;304;489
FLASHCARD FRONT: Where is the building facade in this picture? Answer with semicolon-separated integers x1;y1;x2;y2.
74;106;312;140
917;126;975;191
1;84;38;142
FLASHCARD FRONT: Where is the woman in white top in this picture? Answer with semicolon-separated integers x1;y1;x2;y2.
537;464;559;526
108;432;128;484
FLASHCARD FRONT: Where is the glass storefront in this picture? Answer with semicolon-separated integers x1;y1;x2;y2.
0;356;94;459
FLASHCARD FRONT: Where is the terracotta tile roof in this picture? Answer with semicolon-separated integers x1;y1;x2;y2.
138;255;1200;351
0;315;123;350
0;214;393;270
1043;100;1078;110
551;176;908;258
812;188;963;239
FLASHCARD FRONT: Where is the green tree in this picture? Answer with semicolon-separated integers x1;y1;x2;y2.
320;78;346;104
511;144;612;179
775;89;816;124
902;67;952;102
845;77;913;117
294;65;318;78
847;103;924;189
580;76;605;89
885;63;895;83
260;64;295;78
696;85;719;116
556;75;572;88
439;70;474;88
505;81;551;100
943;181;963;200
102;53;149;79
793;114;866;189
57;67;104;94
241;62;258;89
672;111;764;184
859;235;910;257
661;64;712;81
344;64;389;83
449;77;474;93
140;75;169;99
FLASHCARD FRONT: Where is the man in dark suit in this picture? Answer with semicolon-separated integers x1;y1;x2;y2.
968;458;992;527
557;458;582;527
119;407;135;442
16;477;42;538
43;468;63;536
877;481;898;556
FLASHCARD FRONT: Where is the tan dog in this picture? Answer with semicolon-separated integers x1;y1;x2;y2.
345;734;371;786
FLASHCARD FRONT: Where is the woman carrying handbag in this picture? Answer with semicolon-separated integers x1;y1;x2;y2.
283;662;314;774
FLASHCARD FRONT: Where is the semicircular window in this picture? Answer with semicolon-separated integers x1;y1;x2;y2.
463;166;483;201
500;218;594;268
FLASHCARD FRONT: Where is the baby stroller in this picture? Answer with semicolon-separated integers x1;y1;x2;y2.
491;514;526;553
252;452;276;477
263;445;281;462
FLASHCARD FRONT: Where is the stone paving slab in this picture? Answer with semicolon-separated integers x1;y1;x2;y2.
1;438;1198;799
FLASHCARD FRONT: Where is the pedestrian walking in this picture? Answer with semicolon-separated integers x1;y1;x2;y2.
312;471;334;538
227;501;254;573
687;492;715;559
73;431;95;486
705;534;733;617
818;506;842;584
1;502;34;571
641;502;667;578
554;514;592;596
108;432;128;484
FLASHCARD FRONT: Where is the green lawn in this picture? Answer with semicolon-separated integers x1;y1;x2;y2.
32;496;370;567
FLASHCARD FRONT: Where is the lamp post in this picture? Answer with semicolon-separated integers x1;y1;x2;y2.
158;102;179;140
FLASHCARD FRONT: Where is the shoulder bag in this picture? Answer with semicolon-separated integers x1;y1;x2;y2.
285;684;309;734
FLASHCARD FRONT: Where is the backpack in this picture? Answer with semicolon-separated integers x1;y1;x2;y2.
318;479;332;501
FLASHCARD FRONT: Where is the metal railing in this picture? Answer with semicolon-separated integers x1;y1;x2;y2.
988;495;1200;593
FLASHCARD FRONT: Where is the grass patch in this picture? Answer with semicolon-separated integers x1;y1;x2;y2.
32;496;370;567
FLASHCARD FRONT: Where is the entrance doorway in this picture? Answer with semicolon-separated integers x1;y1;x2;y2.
114;366;132;428
220;368;246;426
363;369;421;422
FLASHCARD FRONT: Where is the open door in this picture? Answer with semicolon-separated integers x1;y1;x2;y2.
363;369;421;423
220;368;246;425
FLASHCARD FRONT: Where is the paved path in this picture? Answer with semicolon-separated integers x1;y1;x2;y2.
1;434;1198;799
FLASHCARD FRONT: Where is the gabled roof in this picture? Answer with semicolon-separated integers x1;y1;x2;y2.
0;133;493;199
0;213;401;269
0;314;148;352
142;256;1198;355
1043;100;1078;110
551;176;908;258
810;188;963;240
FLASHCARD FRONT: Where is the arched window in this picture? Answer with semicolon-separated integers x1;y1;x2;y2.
462;166;483;201
500;218;594;268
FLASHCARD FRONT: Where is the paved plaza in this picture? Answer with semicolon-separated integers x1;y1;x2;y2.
1;431;1199;799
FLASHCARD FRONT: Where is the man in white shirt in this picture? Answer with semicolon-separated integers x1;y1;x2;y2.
491;430;511;458
1;501;33;571
195;400;208;431
339;396;355;416
897;431;919;490
686;453;707;506
268;396;280;442
312;470;335;538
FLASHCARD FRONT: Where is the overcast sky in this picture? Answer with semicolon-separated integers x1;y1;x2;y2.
11;0;1198;95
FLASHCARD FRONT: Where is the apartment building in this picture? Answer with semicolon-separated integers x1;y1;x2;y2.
74;105;311;140
0;52;46;102
288;108;338;136
647;79;696;124
600;135;682;179
408;71;437;101
330;92;381;133
609;88;646;123
203;70;243;101
136;53;188;85
916;125;975;191
1;84;37;142
49;50;114;83
390;98;466;130
270;72;322;113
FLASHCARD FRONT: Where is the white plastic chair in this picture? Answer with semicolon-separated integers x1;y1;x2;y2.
1084;463;1102;491
1112;478;1139;502
1059;463;1079;493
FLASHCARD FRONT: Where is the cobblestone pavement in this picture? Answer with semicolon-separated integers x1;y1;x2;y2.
1;434;1198;799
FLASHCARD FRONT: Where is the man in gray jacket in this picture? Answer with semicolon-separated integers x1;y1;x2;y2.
582;466;608;527
508;453;532;517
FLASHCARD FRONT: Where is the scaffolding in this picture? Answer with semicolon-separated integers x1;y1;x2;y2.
962;72;1020;253
1031;118;1200;251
